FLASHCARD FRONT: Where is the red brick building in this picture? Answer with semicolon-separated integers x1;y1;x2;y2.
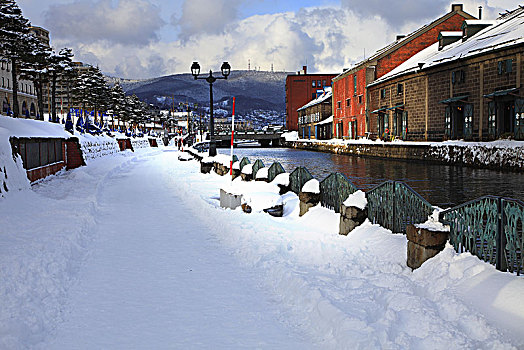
285;66;336;131
367;8;524;141
332;4;475;139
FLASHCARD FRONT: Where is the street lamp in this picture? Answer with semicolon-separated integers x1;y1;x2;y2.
191;61;231;156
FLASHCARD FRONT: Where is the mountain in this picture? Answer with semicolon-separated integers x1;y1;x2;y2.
107;70;290;115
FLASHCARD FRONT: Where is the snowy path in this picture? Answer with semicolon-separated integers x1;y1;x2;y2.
1;147;524;349
41;151;311;349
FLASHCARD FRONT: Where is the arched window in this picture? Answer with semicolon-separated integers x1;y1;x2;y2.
22;100;27;115
30;102;36;117
3;97;10;114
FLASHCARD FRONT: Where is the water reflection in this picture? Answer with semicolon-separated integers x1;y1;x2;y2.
218;147;523;208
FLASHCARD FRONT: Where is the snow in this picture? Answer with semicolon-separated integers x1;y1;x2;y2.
343;190;367;209
255;166;269;179
178;152;193;161
272;172;290;186
0;116;71;139
282;131;299;141
1;144;524;349
200;154;232;167
241;163;253;175
302;178;320;194
416;209;449;232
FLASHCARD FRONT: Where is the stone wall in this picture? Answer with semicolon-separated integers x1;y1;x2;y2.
283;140;524;171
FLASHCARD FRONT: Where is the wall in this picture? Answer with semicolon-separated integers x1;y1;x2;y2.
368;46;523;141
282;140;524;171
333;69;367;138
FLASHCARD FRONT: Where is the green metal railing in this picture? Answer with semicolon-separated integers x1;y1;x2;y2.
502;198;524;275
268;162;285;182
441;196;524;275
252;159;265;178
367;181;433;233
320;173;358;213
367;181;396;231
289;167;313;194
239;157;250;171
227;153;523;276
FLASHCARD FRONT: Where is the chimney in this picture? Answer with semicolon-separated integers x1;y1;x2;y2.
451;4;463;12
396;35;405;41
303;65;307;74
478;6;482;19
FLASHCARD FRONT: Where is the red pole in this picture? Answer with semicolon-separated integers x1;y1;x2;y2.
230;97;236;177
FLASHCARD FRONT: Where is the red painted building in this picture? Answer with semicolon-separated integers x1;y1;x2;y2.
285;66;336;131
332;4;475;139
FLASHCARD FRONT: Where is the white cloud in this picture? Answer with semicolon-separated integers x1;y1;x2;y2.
175;0;244;41
46;1;520;79
43;0;164;46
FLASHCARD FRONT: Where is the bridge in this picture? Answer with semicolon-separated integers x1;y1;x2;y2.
213;130;284;147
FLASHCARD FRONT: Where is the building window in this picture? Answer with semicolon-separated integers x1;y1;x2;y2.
380;88;386;99
322;80;326;87
499;59;513;74
353;75;357;96
397;83;403;94
451;70;465;84
358;95;363;104
1;61;4;70
312;80;316;88
317;80;321;88
312;93;316;100
346;98;350;107
337;101;341;109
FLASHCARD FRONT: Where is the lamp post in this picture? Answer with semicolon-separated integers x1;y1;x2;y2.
191;61;231;156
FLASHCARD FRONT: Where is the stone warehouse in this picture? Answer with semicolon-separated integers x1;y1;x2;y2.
368;7;524;141
331;4;475;140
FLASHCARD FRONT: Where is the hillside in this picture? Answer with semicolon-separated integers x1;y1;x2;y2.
109;70;290;114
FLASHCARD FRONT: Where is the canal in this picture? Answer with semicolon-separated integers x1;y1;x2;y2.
218;147;524;208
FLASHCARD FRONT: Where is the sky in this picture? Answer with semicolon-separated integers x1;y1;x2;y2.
17;0;520;80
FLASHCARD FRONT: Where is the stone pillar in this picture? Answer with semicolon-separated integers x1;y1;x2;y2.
277;184;291;195
240;173;252;181
298;191;320;216
219;189;242;209
406;224;449;270
232;168;241;180
339;204;367;235
200;161;213;174
213;162;229;176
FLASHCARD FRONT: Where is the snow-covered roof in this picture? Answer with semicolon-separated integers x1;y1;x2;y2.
316;116;333;125
370;8;524;87
333;7;474;81
463;19;497;26
297;88;332;112
439;31;462;37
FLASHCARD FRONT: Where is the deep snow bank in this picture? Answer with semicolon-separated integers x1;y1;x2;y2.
168;152;524;349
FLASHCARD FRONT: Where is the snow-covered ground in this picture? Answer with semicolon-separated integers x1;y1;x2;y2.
1;147;524;349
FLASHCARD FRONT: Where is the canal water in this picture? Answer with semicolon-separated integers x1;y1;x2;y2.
218;147;524;208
